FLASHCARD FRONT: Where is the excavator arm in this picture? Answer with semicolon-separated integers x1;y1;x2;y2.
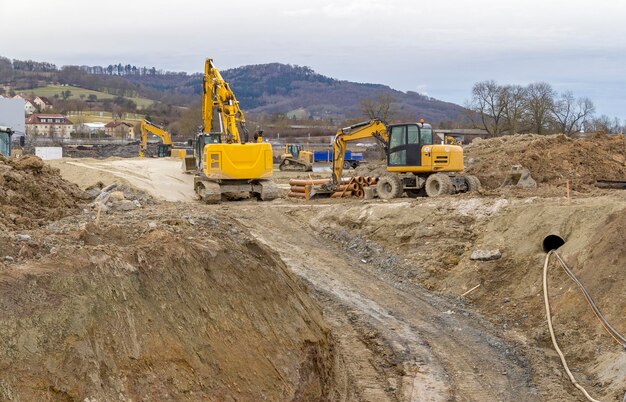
202;58;249;143
332;119;389;184
139;119;172;157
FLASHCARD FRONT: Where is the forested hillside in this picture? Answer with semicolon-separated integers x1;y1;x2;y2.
0;56;465;124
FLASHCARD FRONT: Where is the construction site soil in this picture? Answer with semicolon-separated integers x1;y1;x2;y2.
0;132;624;401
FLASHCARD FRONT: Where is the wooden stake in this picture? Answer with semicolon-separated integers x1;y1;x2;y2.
95;204;102;226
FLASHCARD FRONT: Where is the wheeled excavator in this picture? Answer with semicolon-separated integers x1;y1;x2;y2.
329;119;480;198
279;144;313;171
191;58;277;203
139;119;173;158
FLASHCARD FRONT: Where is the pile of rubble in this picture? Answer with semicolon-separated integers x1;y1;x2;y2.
87;182;155;213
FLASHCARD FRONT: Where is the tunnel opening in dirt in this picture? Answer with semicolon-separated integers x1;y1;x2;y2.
542;234;566;252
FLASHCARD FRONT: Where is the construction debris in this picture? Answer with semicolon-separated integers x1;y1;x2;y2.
288;176;379;199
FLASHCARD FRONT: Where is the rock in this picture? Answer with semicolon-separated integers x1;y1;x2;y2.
148;221;157;229
117;200;136;211
110;191;125;201
4;256;14;262
85;187;102;198
16;234;31;242
470;249;502;261
133;200;142;208
95;191;111;205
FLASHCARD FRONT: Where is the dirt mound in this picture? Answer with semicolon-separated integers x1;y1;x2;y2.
0;208;341;401
0;156;90;230
465;133;626;190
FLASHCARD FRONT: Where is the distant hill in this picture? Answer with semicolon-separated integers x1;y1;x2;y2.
220;64;465;123
1;56;466;123
123;63;466;123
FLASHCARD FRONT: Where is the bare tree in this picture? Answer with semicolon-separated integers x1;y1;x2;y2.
525;82;555;134
501;85;527;134
551;91;594;135
360;93;395;122
468;80;507;136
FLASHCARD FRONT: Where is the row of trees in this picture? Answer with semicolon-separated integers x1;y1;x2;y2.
467;80;623;135
80;64;188;77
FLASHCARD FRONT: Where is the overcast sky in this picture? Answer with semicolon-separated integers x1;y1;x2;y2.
2;0;625;119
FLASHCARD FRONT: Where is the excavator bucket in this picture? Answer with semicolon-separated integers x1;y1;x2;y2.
501;165;537;189
182;156;196;173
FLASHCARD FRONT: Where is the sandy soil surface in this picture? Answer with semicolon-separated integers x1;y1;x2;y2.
48;157;195;202
5;154;625;401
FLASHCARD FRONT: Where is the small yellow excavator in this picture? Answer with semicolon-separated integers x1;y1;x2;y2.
279;144;313;171
330;119;480;198
139;119;173;158
191;58;277;203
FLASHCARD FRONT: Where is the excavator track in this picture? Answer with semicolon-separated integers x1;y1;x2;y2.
195;176;278;204
279;158;313;172
194;177;222;204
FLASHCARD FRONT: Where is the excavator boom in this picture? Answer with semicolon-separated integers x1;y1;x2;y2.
332;119;388;184
203;58;249;144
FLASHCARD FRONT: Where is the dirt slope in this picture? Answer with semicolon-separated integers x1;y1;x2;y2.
308;195;626;400
0;207;341;401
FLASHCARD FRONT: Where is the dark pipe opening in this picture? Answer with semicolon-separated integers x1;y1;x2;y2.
543;234;566;252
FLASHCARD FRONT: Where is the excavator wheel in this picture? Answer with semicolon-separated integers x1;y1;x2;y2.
464;175;481;192
377;175;404;199
425;173;454;197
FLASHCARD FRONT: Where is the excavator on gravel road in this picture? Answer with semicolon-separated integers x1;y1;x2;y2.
190;58;277;203
331;119;480;198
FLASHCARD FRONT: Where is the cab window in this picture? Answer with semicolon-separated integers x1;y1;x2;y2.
407;125;419;144
389;125;406;148
420;127;433;145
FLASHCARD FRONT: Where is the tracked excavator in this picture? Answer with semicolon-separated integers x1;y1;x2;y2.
139;119;174;157
330;119;480;198
192;58;277;203
279;144;313;171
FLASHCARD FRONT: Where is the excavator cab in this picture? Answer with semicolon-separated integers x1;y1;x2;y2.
193;133;223;171
0;126;12;157
158;144;172;158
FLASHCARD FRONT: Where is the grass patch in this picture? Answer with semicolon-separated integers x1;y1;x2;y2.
25;85;155;109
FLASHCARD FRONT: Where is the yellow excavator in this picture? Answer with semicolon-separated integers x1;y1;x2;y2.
139;119;173;158
330;119;480;198
192;58;277;203
279;144;313;171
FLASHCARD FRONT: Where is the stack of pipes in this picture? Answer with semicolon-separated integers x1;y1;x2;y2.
288;176;379;199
